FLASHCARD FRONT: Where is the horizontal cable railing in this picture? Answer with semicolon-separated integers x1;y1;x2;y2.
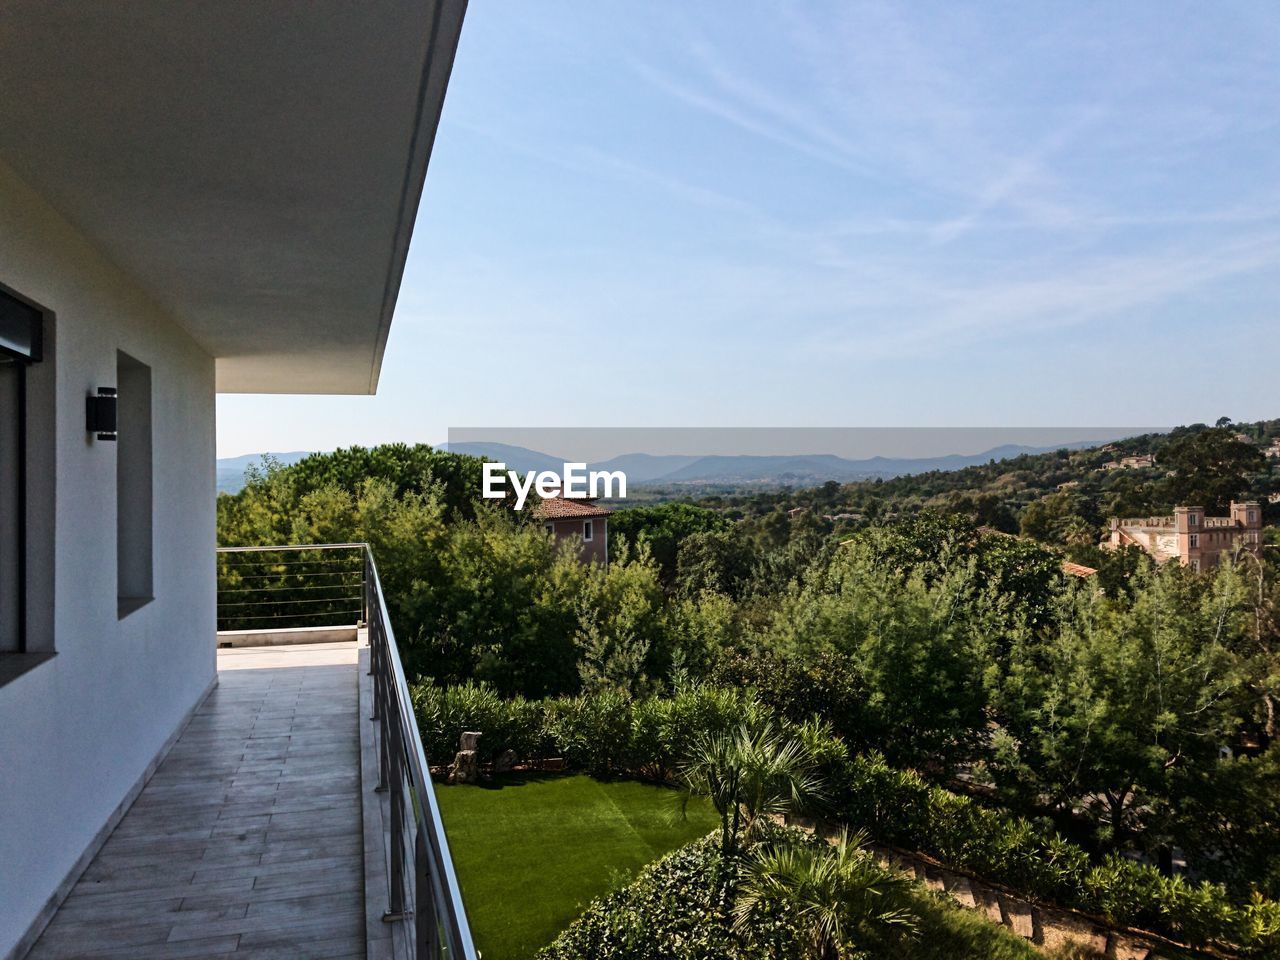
215;543;366;631
214;544;478;960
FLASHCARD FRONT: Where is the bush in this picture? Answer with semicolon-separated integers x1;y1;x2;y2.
536;835;793;960
539;828;1045;960
414;682;1280;955
542;690;633;776
412;681;548;764
830;751;1278;955
411;679;764;780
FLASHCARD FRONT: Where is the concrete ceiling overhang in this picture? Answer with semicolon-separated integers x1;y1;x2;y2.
0;0;467;394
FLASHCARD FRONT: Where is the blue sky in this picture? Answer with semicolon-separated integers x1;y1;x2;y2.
217;1;1280;457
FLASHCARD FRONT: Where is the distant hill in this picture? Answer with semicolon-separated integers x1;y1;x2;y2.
592;453;702;482
654;444;1102;484
428;441;1110;488
444;444;702;483
216;451;313;494
220;442;1115;494
441;442;568;476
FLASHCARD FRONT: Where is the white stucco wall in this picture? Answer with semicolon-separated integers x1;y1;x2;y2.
0;160;217;956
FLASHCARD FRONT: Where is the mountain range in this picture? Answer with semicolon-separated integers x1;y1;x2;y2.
216;451;311;493
216;441;1105;494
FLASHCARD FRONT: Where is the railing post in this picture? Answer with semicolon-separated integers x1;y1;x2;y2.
361;549;371;631
375;620;389;791
415;828;437;960
385;702;408;922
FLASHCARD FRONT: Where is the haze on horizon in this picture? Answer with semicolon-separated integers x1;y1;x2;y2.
218;1;1280;458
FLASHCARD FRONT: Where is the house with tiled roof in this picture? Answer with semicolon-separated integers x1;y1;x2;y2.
533;495;612;564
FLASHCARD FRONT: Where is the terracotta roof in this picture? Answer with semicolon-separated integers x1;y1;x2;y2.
1061;561;1098;578
532;496;612;521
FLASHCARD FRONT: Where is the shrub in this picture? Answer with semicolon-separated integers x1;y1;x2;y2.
542;689;632;776
830;751;1276;955
411;679;767;780
540;828;1045;960
412;680;547;764
413;681;1280;955
537;835;791;960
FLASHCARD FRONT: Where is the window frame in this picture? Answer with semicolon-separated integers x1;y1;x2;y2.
0;289;42;655
583;520;593;542
0;355;28;653
116;350;154;618
0;285;53;682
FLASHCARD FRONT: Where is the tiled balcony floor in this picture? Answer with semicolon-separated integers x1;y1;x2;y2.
26;642;365;960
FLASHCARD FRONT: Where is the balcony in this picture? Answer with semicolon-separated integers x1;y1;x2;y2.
23;546;475;960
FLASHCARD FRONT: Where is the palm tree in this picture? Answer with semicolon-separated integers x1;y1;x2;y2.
679;721;824;856
733;829;919;960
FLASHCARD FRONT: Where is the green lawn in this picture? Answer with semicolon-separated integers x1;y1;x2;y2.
435;773;719;960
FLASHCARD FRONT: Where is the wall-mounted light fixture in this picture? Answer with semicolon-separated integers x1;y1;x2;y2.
86;387;117;441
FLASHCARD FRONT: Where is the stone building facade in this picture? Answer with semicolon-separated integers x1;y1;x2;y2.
1108;501;1263;571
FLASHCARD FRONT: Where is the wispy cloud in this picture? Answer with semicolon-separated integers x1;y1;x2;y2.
805;231;1280;360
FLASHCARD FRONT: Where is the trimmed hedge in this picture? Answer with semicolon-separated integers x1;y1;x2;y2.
834;752;1280;956
412;680;763;778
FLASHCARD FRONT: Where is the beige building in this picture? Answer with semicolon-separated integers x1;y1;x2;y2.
1102;453;1156;470
1108;502;1263;571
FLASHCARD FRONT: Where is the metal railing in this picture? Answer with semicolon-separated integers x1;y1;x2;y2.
214;543;477;960
216;543;366;631
365;546;479;960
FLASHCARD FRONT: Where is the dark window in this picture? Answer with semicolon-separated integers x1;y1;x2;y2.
583;520;593;542
117;351;153;617
0;289;41;653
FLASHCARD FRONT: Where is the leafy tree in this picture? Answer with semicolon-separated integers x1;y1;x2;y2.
608;503;730;583
1169;745;1280;899
1158;428;1266;513
767;543;1000;772
283;443;485;518
710;651;874;754
668;591;744;678
675;529;756;599
1020;491;1090;545
574;543;668;697
994;562;1250;850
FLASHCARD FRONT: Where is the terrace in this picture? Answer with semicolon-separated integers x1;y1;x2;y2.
22;546;476;960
